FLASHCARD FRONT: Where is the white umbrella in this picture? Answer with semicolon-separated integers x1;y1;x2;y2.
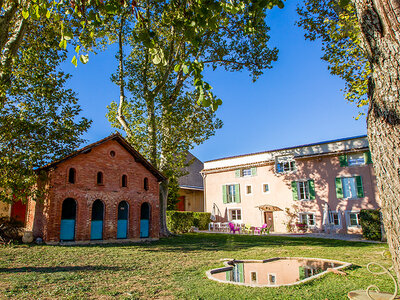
322;203;329;232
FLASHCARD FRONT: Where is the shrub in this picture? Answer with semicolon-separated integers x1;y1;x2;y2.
193;212;211;230
166;211;194;233
360;209;382;241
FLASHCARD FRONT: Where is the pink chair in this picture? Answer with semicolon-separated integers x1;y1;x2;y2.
229;222;240;234
254;223;268;235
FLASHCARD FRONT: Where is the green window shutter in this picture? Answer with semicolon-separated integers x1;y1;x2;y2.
364;151;373;164
226;269;231;281
235;169;241;177
251;167;257;176
339;155;348;167
356;176;364;198
291;181;298;201
222;185;227;204
238;263;244;283
234;184;240;203
308;179;315;200
335;177;343;199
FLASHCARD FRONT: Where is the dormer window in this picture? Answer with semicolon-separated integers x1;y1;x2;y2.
144;177;149;191
276;156;296;173
68;168;76;184
122;175;127;187
97;172;104;185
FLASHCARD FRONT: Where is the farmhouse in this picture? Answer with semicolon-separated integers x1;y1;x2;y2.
24;133;165;243
202;135;380;234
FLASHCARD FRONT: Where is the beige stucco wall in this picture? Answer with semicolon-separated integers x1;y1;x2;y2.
204;152;379;234
179;188;204;212
0;201;10;218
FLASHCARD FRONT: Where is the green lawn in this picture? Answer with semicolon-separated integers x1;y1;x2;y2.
0;233;393;299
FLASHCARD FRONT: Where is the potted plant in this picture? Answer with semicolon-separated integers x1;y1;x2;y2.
295;222;307;233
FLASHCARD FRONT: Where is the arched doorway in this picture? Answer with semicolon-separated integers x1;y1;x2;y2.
91;200;104;240
117;201;128;239
140;202;150;238
60;198;76;241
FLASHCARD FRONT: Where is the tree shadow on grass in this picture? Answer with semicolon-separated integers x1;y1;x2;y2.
0;265;125;274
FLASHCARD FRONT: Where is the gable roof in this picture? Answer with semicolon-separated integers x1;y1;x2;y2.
178;152;204;190
36;133;166;182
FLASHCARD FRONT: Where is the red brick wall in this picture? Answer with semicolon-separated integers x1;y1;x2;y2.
29;139;160;242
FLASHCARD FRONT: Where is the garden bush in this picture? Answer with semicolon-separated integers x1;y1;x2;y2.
193;212;211;230
166;211;211;233
360;209;382;241
166;211;194;233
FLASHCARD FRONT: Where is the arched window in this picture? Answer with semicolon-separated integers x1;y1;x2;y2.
68;168;76;184
122;175;127;187
144;177;149;191
97;172;103;185
60;198;77;241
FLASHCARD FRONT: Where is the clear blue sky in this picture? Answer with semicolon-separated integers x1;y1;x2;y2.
63;0;367;163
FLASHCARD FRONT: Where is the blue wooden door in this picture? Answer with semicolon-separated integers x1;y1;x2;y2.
140;203;150;238
60;219;75;240
140;220;149;238
90;220;103;240
60;198;76;241
91;200;104;240
117;201;128;239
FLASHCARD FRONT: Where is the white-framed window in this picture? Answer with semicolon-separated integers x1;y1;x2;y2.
297;181;309;200
336;176;364;199
242;168;252;177
329;211;341;227
229;209;242;222
245;184;252;195
250;272;257;284
227;184;236;203
342;177;357;198
299;213;315;226
292;180;315;200
347;153;365;166
268;274;276;285
262;183;270;194
346;211;360;227
276;156;296;173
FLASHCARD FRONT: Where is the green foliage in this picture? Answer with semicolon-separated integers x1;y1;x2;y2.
360;209;382;241
193;212;211;230
166;211;195;233
0;19;91;203
166;211;211;232
297;0;370;118
167;177;180;210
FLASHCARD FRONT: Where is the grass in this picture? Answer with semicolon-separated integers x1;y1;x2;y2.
0;233;394;299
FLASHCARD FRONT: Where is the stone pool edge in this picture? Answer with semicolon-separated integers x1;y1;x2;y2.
205;257;352;288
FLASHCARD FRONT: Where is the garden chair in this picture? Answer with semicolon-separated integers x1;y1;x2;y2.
228;222;240;234
243;224;253;234
254;223;268;235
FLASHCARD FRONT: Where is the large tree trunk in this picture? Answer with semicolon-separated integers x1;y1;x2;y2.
353;0;400;281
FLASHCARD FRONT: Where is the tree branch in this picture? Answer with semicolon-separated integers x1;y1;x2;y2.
0;16;27;87
116;17;132;138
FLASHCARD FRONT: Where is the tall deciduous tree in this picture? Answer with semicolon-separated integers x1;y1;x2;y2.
0;20;91;203
107;0;279;235
298;0;400;281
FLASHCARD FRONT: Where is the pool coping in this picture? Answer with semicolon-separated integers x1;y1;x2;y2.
206;257;352;287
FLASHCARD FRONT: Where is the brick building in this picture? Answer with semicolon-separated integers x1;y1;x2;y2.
25;133;165;243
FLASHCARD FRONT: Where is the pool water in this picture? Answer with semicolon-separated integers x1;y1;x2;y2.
207;257;351;287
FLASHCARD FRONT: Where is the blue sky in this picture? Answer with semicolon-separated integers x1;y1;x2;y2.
63;0;367;163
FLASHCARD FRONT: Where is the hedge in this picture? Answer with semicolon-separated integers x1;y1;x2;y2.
360;209;382;241
193;212;211;230
166;211;211;233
